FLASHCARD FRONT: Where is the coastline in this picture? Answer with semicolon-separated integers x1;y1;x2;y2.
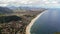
26;11;47;34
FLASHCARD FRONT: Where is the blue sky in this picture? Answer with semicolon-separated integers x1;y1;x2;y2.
0;0;60;8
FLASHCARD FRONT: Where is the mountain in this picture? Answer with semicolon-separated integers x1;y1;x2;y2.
0;7;13;14
7;6;46;12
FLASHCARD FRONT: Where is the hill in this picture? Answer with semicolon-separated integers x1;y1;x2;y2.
0;7;13;14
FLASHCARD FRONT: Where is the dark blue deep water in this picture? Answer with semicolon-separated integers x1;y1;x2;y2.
30;9;60;34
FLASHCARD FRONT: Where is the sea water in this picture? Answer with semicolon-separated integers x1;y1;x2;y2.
30;9;60;34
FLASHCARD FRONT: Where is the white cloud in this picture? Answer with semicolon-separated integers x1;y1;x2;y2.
0;0;60;8
41;0;59;4
51;1;58;4
0;4;8;6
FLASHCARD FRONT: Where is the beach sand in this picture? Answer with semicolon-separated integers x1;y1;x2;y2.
26;11;47;34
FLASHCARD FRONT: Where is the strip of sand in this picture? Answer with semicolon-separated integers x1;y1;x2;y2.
26;11;47;34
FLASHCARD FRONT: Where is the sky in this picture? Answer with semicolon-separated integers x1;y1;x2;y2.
0;0;60;8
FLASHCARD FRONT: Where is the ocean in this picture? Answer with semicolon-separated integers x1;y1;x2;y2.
30;9;60;34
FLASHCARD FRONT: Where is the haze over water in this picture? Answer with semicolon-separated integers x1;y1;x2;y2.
30;9;60;34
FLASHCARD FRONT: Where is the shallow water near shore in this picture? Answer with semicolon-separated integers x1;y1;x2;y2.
30;9;60;34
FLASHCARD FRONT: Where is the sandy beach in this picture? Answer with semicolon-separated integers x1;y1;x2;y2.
26;11;47;34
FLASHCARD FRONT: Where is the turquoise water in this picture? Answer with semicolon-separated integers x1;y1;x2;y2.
30;9;60;34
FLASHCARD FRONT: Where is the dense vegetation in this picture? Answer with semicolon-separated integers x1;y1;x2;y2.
0;7;45;34
0;15;22;23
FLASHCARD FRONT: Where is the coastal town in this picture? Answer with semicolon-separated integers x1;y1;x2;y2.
0;0;60;34
0;7;46;34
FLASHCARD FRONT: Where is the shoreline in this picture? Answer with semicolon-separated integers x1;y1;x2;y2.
26;11;47;34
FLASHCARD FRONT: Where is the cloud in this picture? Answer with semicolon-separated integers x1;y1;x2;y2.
0;0;60;8
0;4;8;6
40;0;59;4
